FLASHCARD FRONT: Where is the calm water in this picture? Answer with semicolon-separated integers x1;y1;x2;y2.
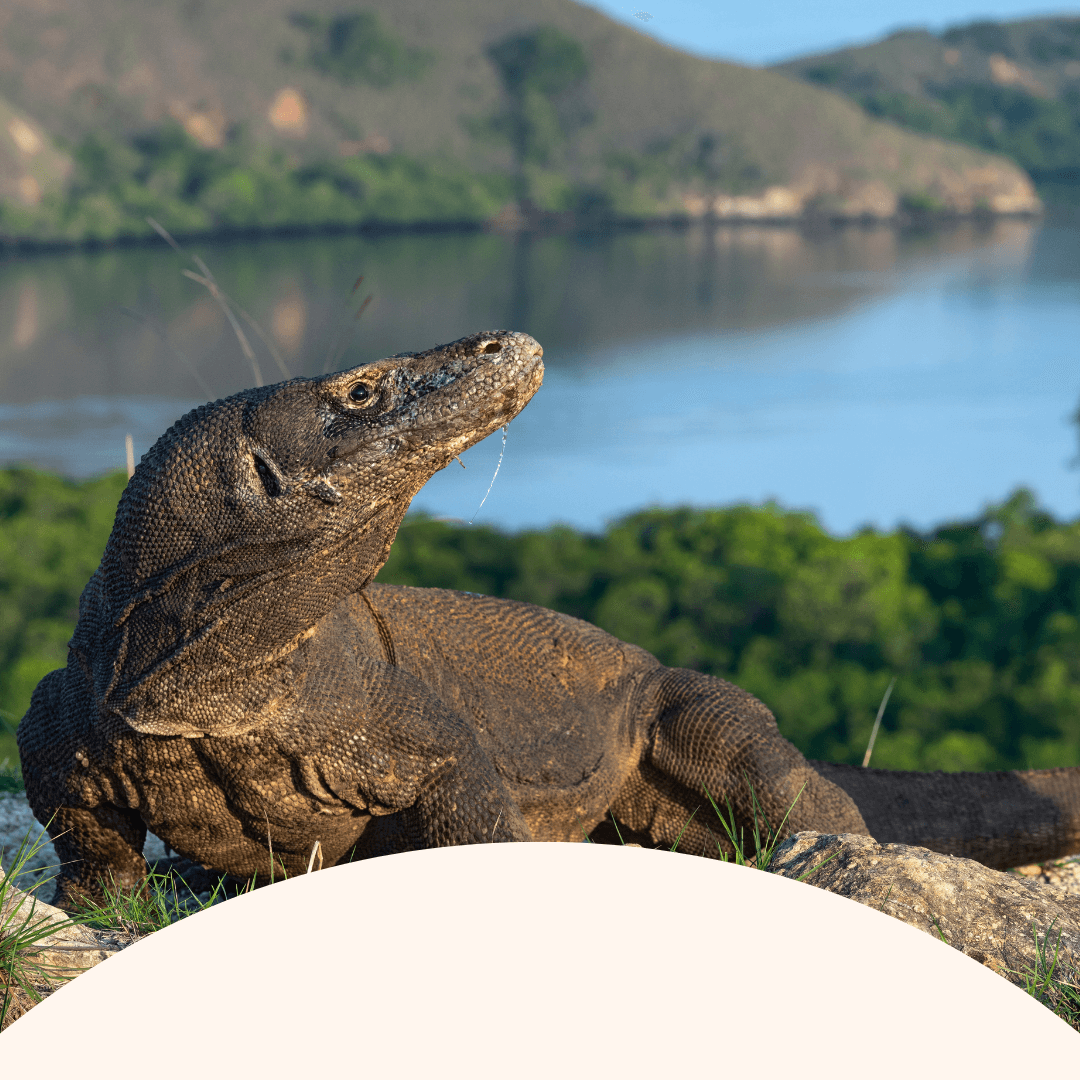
1;217;1078;535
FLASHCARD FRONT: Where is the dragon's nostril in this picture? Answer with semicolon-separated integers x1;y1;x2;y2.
482;342;501;354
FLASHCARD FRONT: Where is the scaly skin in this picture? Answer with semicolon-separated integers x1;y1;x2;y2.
17;329;1080;907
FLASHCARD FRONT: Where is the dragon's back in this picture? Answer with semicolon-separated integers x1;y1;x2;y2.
355;584;660;832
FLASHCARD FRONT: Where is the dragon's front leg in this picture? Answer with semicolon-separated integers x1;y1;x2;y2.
46;804;149;909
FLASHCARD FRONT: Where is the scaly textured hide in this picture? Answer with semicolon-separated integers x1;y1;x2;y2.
16;330;1080;907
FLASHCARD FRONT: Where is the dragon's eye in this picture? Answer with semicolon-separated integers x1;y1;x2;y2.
482;342;501;354
349;382;372;403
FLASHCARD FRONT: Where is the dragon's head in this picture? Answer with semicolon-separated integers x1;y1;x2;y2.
76;330;543;736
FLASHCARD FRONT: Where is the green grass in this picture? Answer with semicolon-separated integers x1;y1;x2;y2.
75;868;231;939
0;820;238;1029
1009;919;1080;1029
0;822;79;1030
700;780;804;871
589;776;805;868
0;805;318;1028
0;714;22;793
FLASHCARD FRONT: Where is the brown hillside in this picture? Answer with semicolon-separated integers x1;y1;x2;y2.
0;0;1040;225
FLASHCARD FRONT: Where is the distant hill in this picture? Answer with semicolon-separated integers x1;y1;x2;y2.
0;0;1038;243
775;17;1080;196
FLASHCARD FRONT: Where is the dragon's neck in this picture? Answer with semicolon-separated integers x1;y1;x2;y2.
82;500;409;738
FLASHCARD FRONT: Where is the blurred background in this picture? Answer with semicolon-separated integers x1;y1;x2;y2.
3;0;1080;779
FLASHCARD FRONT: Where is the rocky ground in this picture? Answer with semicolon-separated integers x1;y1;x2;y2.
5;788;1080;1032
5;788;1080;901
769;829;1080;1027
0;791;238;910
1;791;167;896
0;791;249;1030
1011;855;1080;894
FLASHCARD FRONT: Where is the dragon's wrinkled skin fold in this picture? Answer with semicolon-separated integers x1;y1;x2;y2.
17;329;1080;907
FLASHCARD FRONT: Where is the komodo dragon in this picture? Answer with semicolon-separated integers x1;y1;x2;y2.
16;329;1080;907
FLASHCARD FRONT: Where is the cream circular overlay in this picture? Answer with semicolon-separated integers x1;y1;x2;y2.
3;843;1076;1071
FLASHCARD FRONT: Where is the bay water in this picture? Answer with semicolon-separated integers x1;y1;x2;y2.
1;215;1077;535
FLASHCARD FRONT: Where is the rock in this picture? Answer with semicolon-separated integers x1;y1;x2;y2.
1010;857;1080;893
1;865;122;967
769;832;1080;997
1;863;129;1029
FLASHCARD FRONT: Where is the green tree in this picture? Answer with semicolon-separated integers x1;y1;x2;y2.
485;26;592;209
8;469;1080;786
0;469;127;776
288;11;434;86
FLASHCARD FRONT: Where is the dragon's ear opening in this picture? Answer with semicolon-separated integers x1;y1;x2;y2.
252;451;283;498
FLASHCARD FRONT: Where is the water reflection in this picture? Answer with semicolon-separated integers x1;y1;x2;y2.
270;288;307;356
0;219;1030;408
10;280;38;351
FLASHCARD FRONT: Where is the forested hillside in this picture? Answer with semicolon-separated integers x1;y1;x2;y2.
0;0;1037;243
4;468;1080;789
777;17;1080;199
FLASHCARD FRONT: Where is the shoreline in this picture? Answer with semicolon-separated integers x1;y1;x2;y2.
0;203;1046;258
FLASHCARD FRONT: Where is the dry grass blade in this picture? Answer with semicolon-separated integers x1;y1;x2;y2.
187;255;291;378
182;269;264;387
265;814;274;884
188;259;292;381
147;215;287;386
236;306;292;381
862;676;896;768
118;307;214;399
146;216;184;256
322;274;374;374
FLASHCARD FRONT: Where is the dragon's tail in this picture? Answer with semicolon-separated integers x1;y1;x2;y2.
811;760;1080;869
